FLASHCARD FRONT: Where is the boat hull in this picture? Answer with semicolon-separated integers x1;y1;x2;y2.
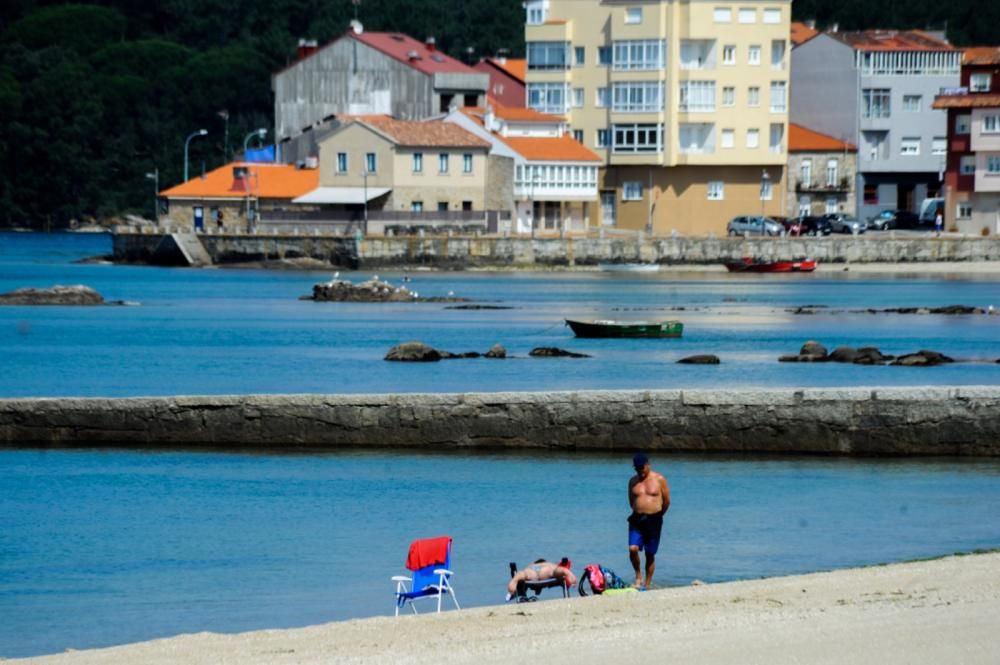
724;258;817;273
566;319;683;338
597;263;660;272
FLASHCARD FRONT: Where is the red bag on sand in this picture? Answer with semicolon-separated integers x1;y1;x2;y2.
584;564;606;594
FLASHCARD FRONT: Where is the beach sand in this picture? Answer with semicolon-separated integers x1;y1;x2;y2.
15;552;1000;665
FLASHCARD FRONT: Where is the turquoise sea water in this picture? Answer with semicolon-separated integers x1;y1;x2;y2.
1;232;1000;658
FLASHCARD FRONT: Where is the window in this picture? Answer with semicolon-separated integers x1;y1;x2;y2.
798;196;811;216
770;40;785;68
527;82;569;114
572;129;584;143
903;95;922;112
863;184;878;204
612;123;664;153
826;158;838;186
678;81;715;111
678;123;714;153
613;40;666;70
365;152;377;173
707;181;724;200
680;40;714;69
601;191;617;225
738;8;755;23
825;197;838;214
863;130;888;160
439;153;449;173
598;46;612;66
612;81;665;112
721;128;734;148
574;47;585;66
960;155;976;174
525;0;546;24
746;128;759;148
956;114;971;134
412;152;423;172
713;7;731;22
763;8;781;23
800;159;812;185
984;114;1000;134
862;88;891;118
411;201;423;212
572;87;584;108
596;87;610;107
857;50;960;76
463;154;473;173
597;129;610;148
336;152;348;173
625;7;642;24
957;202;972;219
931;137;946;155
900;137;920;155
748;45;761;65
769;81;786;112
760;178;772;200
748;86;760;107
988;155;1000;174
437;201;449;212
722;45;736;64
722;86;735;106
770;123;784;153
527;42;570;70
623;181;643;200
970;73;992;92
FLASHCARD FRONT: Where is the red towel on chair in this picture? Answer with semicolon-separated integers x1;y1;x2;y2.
405;536;451;571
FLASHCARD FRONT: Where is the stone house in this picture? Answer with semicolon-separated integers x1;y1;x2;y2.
786;123;857;217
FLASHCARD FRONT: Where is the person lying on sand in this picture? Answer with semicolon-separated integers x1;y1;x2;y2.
507;558;577;600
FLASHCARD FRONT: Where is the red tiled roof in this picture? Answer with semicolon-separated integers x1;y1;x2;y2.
933;93;1000;109
349;32;477;75
355;116;490;148
161;163;319;199
464;103;564;123
963;47;1000;65
828;30;956;52
502;134;601;162
788;124;857;153
486;57;526;82
790;22;819;46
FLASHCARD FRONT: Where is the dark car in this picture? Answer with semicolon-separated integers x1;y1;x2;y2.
781;217;805;236
868;210;921;230
794;216;833;236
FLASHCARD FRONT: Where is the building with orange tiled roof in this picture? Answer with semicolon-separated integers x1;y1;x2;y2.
294;116;506;234
443;103;599;234
158;162;319;231
473;57;526;108
790;21;818;47
272;27;489;165
792;29;960;222
786;124;858;218
932;46;1000;233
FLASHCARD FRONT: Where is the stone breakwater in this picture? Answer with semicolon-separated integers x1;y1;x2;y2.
2;387;999;455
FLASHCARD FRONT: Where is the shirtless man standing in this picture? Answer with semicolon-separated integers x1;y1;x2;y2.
627;452;671;589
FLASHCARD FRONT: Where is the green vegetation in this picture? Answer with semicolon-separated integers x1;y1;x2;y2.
0;1;997;227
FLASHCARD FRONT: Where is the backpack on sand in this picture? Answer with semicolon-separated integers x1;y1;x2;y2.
578;564;632;596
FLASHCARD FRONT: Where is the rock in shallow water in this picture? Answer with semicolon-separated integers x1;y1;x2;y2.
384;341;442;362
0;285;104;305
529;347;591;358
677;354;720;365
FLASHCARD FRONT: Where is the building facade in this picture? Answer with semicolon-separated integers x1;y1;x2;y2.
791;30;960;222
272;30;488;163
933;48;1000;235
472;57;527;107
523;0;791;235
786;123;857;217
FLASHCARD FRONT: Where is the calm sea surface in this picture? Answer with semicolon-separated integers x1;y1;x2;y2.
1;232;1000;658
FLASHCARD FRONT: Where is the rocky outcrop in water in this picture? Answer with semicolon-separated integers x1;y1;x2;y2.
677;354;721;364
780;342;955;366
790;304;998;316
485;344;507;359
891;350;955;367
0;285;104;305
386;341;507;362
307;278;468;303
779;340;830;363
529;347;591;358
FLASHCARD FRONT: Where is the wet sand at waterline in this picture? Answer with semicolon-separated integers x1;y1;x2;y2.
17;552;999;665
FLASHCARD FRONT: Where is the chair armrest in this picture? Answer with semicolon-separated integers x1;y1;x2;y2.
391;576;412;582
432;569;452;577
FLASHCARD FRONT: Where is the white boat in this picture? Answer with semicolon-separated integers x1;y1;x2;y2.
597;262;660;273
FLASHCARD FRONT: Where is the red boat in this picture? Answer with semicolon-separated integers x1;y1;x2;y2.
724;257;817;273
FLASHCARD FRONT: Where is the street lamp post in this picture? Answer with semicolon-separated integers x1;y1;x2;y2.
362;168;369;236
145;168;159;226
243;128;268;154
760;169;771;218
184;129;208;182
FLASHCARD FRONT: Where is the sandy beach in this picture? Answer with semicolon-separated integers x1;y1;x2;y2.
14;552;999;665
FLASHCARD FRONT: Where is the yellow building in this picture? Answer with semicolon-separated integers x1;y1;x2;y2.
524;0;791;235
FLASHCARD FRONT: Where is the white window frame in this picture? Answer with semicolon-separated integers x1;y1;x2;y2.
463;153;473;173
439;153;449;173
763;8;781;24
625;7;642;24
970;73;992;93
525;0;547;25
931;138;946;156
825;158;838;186
365;152;377;173
760;178;772;200
902;95;922;112
678;80;715;112
612;123;664;153
957;202;972;219
900;137;920;155
527;41;571;71
623;181;643;200
707;180;724;200
956;114;971;134
722;86;735;107
412;152;423;173
748;86;760;107
574;46;585;66
678;123;715;154
738;8;756;23
769;123;784;153
825;197;838;214
721;128;734;148
572;87;584;108
597;129;610;148
748;45;761;65
984;114;1000;134
527;82;570;114
746;128;760;149
713;7;731;23
769;81;786;112
959;155;976;174
612;81;665;112
770;40;786;69
336;152;348;173
800;159;812;185
722;45;736;65
596;87;609;108
613;39;666;71
798;196;811;216
411;200;423;212
862;88;891;119
988;155;1000;174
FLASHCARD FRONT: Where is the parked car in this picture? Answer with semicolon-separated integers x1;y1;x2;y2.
868;210;921;230
727;216;784;236
781;217;806;236
793;216;833;236
824;213;866;234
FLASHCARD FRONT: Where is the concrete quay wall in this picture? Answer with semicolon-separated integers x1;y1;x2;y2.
112;232;1000;268
2;387;999;456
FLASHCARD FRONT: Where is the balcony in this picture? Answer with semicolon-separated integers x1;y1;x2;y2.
795;177;851;193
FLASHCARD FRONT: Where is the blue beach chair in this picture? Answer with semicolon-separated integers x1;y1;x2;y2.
393;536;460;616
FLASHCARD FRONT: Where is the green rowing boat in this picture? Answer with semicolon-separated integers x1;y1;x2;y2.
565;319;683;338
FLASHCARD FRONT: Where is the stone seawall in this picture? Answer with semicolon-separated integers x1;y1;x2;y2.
2;387;999;456
112;231;1000;268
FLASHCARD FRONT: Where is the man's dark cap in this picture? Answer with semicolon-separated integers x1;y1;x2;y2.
633;452;649;468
